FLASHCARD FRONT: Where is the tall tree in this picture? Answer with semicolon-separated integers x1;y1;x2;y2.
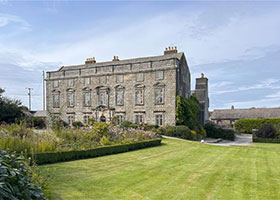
0;88;25;123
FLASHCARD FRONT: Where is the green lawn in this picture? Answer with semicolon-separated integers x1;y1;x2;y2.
40;139;280;200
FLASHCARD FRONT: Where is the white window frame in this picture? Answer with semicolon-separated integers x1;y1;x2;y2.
154;87;164;105
52;93;60;108
67;92;75;107
84;77;91;85
135;114;144;124
67;79;74;87
155;71;164;80
99;76;107;84
116;115;124;125
136;73;144;82
135;89;144;105
116;75;124;83
116;89;124;106
53;80;59;88
84;115;90;124
83;91;91;107
155;114;164;126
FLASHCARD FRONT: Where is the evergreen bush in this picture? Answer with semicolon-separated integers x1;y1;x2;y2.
204;122;235;141
0;150;47;199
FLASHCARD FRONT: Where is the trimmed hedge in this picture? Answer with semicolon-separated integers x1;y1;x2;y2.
253;135;280;143
204;122;235;141
158;125;198;140
31;139;161;165
234;118;280;134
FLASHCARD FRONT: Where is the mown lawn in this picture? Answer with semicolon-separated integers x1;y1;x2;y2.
40;139;280;200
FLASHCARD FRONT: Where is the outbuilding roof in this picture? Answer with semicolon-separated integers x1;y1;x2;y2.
211;107;280;120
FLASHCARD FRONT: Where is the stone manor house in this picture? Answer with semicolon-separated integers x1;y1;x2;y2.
46;47;209;126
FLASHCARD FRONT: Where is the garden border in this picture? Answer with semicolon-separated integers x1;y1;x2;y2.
31;139;162;165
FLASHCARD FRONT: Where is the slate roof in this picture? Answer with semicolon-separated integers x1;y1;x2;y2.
211;108;280;120
32;110;47;118
58;52;184;71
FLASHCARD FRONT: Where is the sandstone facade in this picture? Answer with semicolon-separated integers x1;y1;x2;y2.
46;47;192;126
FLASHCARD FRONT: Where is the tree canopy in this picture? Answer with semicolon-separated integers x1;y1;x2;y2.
0;88;25;123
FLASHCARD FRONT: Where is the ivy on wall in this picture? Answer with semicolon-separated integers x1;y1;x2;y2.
176;95;200;131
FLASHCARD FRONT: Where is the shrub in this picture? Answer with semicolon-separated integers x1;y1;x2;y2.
165;125;177;136
144;124;159;131
159;125;198;140
0;150;47;199
32;117;46;129
255;124;276;138
32;139;162;165
72;121;83;128
204;122;235;141
119;121;133;129
234;118;280;133
92;122;109;136
128;123;139;129
253;135;280;143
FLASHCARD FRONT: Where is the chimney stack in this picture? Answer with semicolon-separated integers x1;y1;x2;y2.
85;57;96;64
164;46;178;55
112;56;120;61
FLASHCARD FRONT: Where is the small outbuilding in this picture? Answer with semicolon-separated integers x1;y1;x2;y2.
210;106;280;128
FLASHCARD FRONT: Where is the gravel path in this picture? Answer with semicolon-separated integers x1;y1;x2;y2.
204;133;252;146
163;134;253;147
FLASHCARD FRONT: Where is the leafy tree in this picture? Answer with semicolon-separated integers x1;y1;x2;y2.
0;88;25;123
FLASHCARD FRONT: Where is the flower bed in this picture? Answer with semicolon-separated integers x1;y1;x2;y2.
0;122;158;155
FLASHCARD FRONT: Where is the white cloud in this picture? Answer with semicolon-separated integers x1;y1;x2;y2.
223;97;280;109
266;91;280;99
0;13;31;30
211;79;280;95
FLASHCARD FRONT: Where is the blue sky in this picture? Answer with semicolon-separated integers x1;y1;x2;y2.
0;1;280;110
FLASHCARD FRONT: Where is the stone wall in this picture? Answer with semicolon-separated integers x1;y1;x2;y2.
46;56;187;126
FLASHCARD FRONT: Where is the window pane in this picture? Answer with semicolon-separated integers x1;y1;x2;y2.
155;71;164;80
99;76;107;84
135;89;144;105
99;91;107;106
84;77;91;85
136;73;144;82
116;75;123;83
116;90;124;106
53;94;59;108
67;93;75;107
68;79;74;87
53;80;59;88
84;92;91;107
155;88;164;104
